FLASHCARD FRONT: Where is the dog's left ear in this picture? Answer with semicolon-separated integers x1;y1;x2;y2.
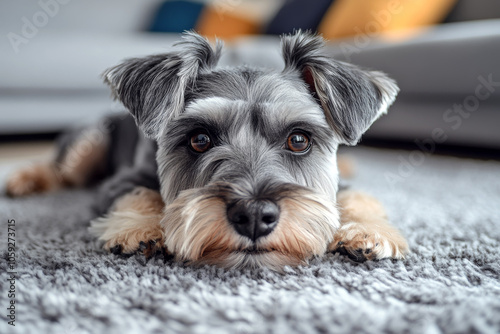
102;32;222;140
281;32;399;145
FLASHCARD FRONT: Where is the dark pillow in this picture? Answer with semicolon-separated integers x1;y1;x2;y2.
265;0;334;35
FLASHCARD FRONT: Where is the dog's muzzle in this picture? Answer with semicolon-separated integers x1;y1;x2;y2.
160;181;340;270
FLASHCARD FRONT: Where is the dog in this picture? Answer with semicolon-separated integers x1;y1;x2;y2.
5;31;408;271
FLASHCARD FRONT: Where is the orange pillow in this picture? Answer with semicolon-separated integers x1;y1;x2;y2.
196;0;282;40
318;0;457;40
196;6;258;39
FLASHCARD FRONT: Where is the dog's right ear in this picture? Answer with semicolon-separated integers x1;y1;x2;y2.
102;32;222;140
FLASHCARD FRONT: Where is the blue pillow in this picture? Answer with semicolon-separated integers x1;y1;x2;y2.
149;1;204;33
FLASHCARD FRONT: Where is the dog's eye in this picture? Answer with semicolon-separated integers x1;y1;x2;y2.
190;132;212;153
286;132;311;153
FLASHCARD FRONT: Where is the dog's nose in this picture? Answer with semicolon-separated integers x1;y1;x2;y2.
227;200;279;242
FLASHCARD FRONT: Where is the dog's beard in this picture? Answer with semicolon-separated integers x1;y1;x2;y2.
161;182;340;271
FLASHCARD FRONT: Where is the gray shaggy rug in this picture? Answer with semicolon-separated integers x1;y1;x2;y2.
1;147;499;334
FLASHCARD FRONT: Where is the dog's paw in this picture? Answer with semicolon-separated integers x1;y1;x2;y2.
89;187;166;258
329;222;409;262
107;239;165;259
5;163;59;197
90;213;165;258
90;214;165;258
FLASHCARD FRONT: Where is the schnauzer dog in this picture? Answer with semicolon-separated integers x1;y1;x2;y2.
5;32;408;271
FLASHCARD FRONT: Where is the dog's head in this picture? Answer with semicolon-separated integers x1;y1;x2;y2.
103;32;398;270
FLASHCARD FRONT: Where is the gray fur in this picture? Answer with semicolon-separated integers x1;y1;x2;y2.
157;95;339;205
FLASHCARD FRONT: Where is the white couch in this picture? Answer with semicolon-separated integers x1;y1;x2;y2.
1;0;499;148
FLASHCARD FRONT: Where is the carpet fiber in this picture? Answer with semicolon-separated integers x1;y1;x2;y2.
1;147;499;334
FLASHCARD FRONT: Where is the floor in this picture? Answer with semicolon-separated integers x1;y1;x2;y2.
1;146;498;334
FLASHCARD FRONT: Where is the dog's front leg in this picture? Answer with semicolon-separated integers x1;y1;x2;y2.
329;190;409;262
89;187;166;257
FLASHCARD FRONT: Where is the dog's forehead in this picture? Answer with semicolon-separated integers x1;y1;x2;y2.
184;96;322;120
188;67;295;100
184;68;327;125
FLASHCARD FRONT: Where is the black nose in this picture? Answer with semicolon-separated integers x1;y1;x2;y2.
227;200;280;242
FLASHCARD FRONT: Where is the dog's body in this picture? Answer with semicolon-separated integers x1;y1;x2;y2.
5;32;408;270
